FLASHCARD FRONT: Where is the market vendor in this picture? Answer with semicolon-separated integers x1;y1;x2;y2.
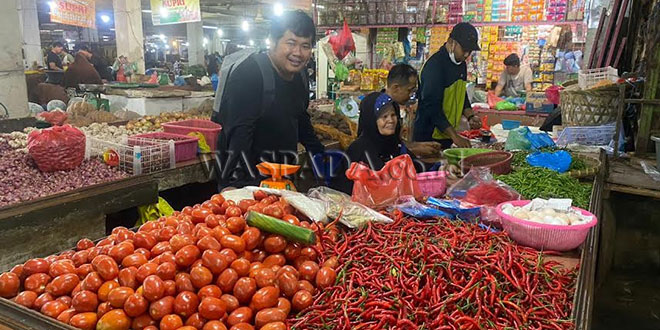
494;53;533;98
413;22;482;149
214;10;324;189
64;44;103;88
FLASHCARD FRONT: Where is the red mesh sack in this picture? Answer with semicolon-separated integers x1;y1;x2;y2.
37;109;68;126
27;125;86;172
346;154;421;209
328;20;356;60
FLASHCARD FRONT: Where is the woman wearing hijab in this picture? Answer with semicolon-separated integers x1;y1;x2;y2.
333;92;418;194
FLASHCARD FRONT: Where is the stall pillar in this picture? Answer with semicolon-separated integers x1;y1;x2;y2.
113;0;146;74
0;0;29;118
17;0;42;69
187;22;204;66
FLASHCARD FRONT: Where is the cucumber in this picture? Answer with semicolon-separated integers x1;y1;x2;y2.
246;211;316;245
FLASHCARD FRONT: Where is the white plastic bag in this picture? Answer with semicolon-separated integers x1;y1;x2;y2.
308;187;393;228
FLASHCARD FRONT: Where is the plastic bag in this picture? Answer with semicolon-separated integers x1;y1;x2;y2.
448;167;520;205
27;125;86;172
526;150;572;173
334;61;349;81
495;101;517;111
390;196;452;218
426;198;482;222
136;197;175;226
545;85;563;104
308;186;393;228
47;100;67;112
37;109;68;126
328;20;356;60
526;130;556;150
346;154;421;210
282;193;328;224
505;127;532;150
487;91;504;108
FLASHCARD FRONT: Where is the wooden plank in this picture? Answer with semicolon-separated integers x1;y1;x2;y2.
588;8;608;69
606;184;660;199
0;117;38;134
606;158;660;192
605;0;630;66
596;0;623;68
635;47;660;154
613;37;627;67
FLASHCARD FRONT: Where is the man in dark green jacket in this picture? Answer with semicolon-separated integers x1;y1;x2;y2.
413;23;482;148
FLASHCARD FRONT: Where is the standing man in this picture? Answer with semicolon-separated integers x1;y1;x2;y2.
46;42;64;71
214;10;324;189
413;23;482;149
64;44;102;88
494;53;533;97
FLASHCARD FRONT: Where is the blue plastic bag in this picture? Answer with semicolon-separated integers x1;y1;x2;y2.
526;150;573;173
426;198;481;222
526;130;556;150
391;197;452;219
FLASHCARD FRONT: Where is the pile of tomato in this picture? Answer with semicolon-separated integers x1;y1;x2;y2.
0;191;338;330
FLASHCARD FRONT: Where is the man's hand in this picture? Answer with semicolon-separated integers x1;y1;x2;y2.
452;135;471;148
469;115;482;129
408;142;442;157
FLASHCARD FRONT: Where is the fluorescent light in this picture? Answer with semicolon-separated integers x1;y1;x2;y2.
160;7;169;18
217;29;223;37
274;3;284;16
142;10;152;13
203;25;218;30
48;1;56;10
100;15;110;23
65;39;72;43
53;29;63;32
159;34;166;41
265;38;270;45
203;37;208;45
249;39;254;46
241;20;249;31
110;28;115;31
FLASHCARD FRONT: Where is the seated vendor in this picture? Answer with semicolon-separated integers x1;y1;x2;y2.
494;54;533;98
64;44;103;89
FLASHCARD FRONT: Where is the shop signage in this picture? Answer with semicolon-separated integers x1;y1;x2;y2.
49;0;96;29
150;0;201;25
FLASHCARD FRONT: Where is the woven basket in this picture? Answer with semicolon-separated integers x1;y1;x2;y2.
565;154;601;179
560;85;620;126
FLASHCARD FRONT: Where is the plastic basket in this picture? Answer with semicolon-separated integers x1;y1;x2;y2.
460;151;513;175
501;120;521;130
162;119;222;151
578;66;619;90
496;200;598;251
85;136;175;175
416;170;447;197
133;132;199;163
556;124;616;146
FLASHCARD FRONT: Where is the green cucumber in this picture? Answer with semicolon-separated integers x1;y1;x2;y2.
246;211;317;245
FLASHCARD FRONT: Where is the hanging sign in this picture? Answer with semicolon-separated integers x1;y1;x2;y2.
49;0;96;29
150;0;201;25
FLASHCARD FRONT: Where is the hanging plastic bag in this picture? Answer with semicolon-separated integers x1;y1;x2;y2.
27;125;85;172
308;186;393;228
346;154;421;210
487;91;504;108
328;20;356;60
526;150;572;173
390;196;452;218
505;127;532;150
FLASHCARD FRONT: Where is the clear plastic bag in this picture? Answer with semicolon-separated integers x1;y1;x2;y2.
282;192;328;224
346;154;421;210
505;127;532;151
308;187;393;228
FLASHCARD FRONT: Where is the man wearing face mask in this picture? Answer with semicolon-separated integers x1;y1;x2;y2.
413;22;482;149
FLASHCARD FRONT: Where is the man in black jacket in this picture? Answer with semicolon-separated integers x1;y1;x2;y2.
215;10;324;189
413;22;482;148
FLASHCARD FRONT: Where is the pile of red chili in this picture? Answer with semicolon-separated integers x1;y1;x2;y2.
290;210;577;329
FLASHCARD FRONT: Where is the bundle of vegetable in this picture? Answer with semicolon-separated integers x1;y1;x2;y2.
290;211;577;329
0;191;340;330
0;150;127;207
497;167;592;209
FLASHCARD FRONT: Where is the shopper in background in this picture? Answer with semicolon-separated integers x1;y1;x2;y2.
413;22;482;149
89;46;113;82
215;10;324;189
63;44;102;88
46;42;64;71
494;53;533;98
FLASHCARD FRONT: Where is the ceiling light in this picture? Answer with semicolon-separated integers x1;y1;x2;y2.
274;3;284;16
142;10;152;13
100;15;110;23
241;20;249;31
48;1;56;10
217;29;223;37
265;38;270;45
203;38;208;45
160;7;169;18
249;39;254;46
203;25;218;30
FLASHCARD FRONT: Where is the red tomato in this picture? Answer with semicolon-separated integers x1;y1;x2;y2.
96;301;113;319
46;273;80;296
14;290;38;309
170;234;196;252
177;221;195;235
255;308;287;329
282;214;300;226
201;249;230;275
297;280;316;295
291;290;313;311
176;245;201;268
76;238;95;251
197;236;222;251
23;258;50;277
220;235;246;253
124;293;149;317
197;285;222;300
76;264;94;279
91;256;119;281
172;291;199;318
230;258;251;277
97;281;120;302
118;267;139;290
108;242;135;264
149;296;175;321
204;320;229;330
232;277;257;304
48;259;76;278
225;206;242;218
97;309;131;330
253;268;277;288
107;286;134;308
163;280;177;297
175;273;195;293
283;244;301;262
69;312;97;330
134;232;158;250
315;267;337;289
136;262;158;283
72;290;99;312
131;314;156;330
151;241;172;256
300;247;318;261
262;205;284;219
156;262;176;281
210;194;226;207
261;322;287;330
227;306;253;326
298;261;320;282
40;300;68;318
80;272;103;292
0;272;20;298
159;252;176;265
252;250;267;263
276;297;291;315
55;295;72;307
143;275;165;302
322;256;339;269
198;297;227;320
262;254;286;268
237;200;256;214
277;271;298;298
191;208;213;224
263;236;287;254
202;200;222;215
159;314;184;330
229;323;255;330
33;292;54;310
226;217;246;234
219;248;239;264
190;266;214;289
221;294;240;314
72;250;90;267
250;286;280;311
216;268;239;293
